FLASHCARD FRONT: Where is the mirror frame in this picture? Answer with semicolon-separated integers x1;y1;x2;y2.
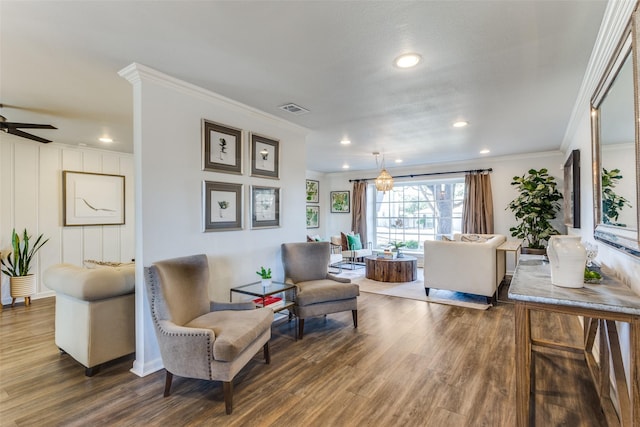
591;9;640;258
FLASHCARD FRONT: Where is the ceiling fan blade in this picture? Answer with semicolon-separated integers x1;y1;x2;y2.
5;128;52;143
0;122;57;129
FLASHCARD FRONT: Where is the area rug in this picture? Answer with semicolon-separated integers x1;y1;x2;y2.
335;268;490;310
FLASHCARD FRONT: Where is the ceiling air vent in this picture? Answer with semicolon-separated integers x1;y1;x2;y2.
279;103;309;115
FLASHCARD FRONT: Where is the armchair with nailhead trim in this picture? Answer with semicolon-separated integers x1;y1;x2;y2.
144;254;273;414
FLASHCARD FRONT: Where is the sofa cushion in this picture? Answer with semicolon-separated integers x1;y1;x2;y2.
44;263;135;301
296;279;359;306
186;307;273;362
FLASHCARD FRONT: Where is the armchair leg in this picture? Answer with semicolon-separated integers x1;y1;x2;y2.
164;370;173;397
223;381;233;415
352;310;358;328
425;288;430;297
298;318;305;340
263;342;271;364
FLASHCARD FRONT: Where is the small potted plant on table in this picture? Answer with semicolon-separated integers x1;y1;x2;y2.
256;267;272;287
1;228;49;307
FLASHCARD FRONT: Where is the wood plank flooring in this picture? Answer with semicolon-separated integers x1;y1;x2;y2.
0;292;606;426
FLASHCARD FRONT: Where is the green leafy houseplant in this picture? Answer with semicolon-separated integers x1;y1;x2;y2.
256;267;272;279
601;168;632;226
507;168;563;250
1;228;49;277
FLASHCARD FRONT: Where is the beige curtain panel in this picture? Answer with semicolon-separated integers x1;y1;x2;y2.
462;172;494;234
351;181;367;243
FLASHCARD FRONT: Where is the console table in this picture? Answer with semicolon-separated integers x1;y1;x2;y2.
509;255;640;426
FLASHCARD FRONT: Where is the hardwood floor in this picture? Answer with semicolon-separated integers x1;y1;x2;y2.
0;293;606;426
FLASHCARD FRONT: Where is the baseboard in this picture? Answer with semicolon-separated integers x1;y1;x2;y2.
130;357;164;377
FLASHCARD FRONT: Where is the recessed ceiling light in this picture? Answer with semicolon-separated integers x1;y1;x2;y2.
340;139;351;145
99;137;113;143
342;164;350;169
453;121;468;128
395;159;403;163
480;149;490;154
394;53;422;68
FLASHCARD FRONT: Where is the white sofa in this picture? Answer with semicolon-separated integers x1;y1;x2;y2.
423;234;506;304
43;263;135;376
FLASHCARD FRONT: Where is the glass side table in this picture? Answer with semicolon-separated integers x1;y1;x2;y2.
230;281;297;339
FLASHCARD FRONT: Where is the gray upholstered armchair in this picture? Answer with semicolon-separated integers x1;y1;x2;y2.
144;254;273;415
281;242;359;339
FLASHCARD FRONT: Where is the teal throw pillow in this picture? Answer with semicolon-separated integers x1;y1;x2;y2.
347;233;363;250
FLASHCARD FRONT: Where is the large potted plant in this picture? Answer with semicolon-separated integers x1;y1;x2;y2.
601;168;632;226
507;168;563;254
1;228;49;307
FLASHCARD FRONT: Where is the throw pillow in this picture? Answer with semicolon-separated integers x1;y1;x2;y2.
460;234;488;243
340;232;350;251
346;233;363;250
84;259;135;269
441;235;454;242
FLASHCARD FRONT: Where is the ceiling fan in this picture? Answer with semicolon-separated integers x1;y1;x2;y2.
0;104;57;143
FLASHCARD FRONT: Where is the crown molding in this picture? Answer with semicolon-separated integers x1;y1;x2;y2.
118;63;309;135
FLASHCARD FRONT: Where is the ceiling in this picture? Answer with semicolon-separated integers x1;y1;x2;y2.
0;1;607;173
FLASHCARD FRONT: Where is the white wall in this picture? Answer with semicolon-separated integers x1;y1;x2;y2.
0;138;134;305
120;64;308;376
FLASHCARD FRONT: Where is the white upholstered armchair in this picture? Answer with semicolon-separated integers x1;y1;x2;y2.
423;234;506;304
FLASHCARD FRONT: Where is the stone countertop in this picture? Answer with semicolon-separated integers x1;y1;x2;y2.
508;255;640;315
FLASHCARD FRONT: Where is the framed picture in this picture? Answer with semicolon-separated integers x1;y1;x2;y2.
250;133;279;179
563;149;580;228
202;119;242;174
63;171;125;226
330;191;350;213
251;185;280;228
306;179;319;203
306;205;319;228
203;181;243;231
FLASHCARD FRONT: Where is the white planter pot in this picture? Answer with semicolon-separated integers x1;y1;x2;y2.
261;278;272;287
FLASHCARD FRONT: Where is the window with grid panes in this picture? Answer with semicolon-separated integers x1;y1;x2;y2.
373;178;465;251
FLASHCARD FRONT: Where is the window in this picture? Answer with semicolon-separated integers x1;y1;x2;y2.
372;178;465;250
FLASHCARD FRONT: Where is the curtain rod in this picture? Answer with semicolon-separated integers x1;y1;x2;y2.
348;168;493;183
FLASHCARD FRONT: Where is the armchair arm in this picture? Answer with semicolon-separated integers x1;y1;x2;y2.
326;273;351;283
155;320;215;380
210;301;255;311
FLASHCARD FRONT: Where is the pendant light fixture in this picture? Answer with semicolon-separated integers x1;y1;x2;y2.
373;152;394;192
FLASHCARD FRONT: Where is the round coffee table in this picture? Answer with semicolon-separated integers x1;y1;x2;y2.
365;255;417;282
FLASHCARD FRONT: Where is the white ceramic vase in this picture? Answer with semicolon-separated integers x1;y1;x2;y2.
547;236;586;288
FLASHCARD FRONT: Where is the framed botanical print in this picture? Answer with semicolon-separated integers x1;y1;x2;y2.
202;119;242;174
251;185;280;228
306;179;319;203
250;133;279;179
306;205;319;228
330;191;350;213
203;181;243;231
62;171;125;226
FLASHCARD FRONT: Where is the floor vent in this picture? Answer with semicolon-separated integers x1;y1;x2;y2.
279;103;309;115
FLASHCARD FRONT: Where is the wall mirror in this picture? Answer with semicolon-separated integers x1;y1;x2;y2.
591;13;640;257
